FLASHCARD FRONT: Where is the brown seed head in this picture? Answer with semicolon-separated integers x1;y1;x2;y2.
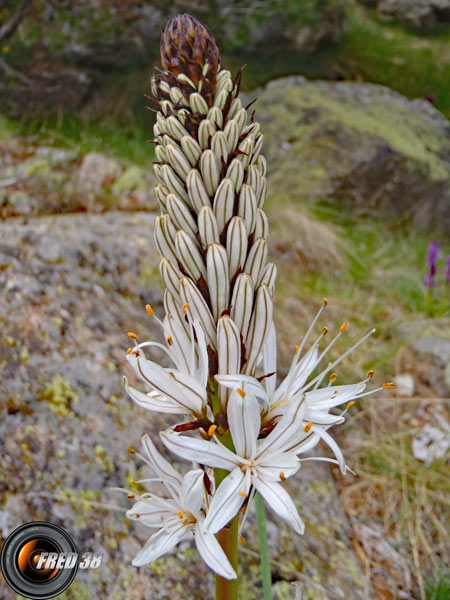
160;14;220;92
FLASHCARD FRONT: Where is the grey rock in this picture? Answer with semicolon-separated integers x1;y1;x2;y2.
251;76;450;231
362;0;450;29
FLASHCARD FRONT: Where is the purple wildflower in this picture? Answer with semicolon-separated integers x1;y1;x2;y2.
424;241;440;289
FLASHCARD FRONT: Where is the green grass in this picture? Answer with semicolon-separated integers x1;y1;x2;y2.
424;574;450;600
340;3;450;118
0;114;154;165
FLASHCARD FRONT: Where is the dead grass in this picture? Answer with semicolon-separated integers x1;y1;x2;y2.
336;393;450;599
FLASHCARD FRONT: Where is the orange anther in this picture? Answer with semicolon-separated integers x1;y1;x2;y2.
322;326;329;335
367;369;374;378
127;493;136;499
339;322;349;333
383;382;395;389
238;536;246;544
127;446;136;454
208;424;217;437
177;510;184;518
237;388;245;398
126;348;132;354
182;302;189;313
279;472;286;481
135;513;141;518
323;297;328;307
295;345;300;353
145;304;155;317
238;491;248;497
329;373;337;383
303;421;313;433
127;332;138;340
167;336;173;346
346;401;355;409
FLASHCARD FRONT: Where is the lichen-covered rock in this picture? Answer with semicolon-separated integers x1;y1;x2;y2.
0;138;157;217
252;76;450;231
0;211;369;599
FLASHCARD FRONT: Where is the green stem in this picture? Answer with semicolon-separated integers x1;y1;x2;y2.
215;467;238;600
211;381;238;600
255;492;272;600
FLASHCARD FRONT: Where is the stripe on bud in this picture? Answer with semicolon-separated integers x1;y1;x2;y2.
155;184;169;213
198;119;217;150
154;214;178;265
162;165;189;203
180;277;217;349
213;178;235;232
217;315;241;408
198;206;220;247
166;115;189;141
226;216;248;279
190;92;209;115
237;137;253;170
175;230;207;282
213;89;228;110
230;273;254;340
207;243;230;320
244;284;273;375
226;159;245;192
211;131;229;164
160;258;183;304
228;97;242;119
223;120;240;154
181;136;202;167
233;108;247;134
251;134;264;164
254;208;269;240
169;86;184;105
155;144;167;163
166;194;198;238
257;177;267;209
187;169;212;212
244;237;268;288
200;150;221;197
166;144;192;180
207;106;223;128
237;184;257;233
260;262;277;295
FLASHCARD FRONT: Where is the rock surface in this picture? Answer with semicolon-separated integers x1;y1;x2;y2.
360;0;450;30
0;212;368;599
251;76;450;231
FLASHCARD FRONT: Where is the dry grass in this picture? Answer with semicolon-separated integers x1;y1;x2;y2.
336;393;450;599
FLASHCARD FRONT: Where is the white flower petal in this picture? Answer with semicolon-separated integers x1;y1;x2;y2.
204;467;250;534
305;383;366;410
303;409;345;426
194;523;237;580
311;426;347;473
125;380;187;415
262;322;277;396
126;499;178;528
253;477;304;534
142;434;183;493
257;399;306;456
131;522;189;566
181;469;206;518
161;431;239;471
257;451;300;481
227;390;260;459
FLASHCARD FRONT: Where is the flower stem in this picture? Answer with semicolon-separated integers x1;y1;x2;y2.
215;467;238;600
255;491;272;600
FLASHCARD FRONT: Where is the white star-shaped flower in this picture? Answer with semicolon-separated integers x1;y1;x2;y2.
161;387;306;535
127;434;236;580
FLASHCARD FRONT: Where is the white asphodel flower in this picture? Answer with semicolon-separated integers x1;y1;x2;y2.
126;434;236;580
123;311;210;418
161;387;307;535
213;302;393;471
